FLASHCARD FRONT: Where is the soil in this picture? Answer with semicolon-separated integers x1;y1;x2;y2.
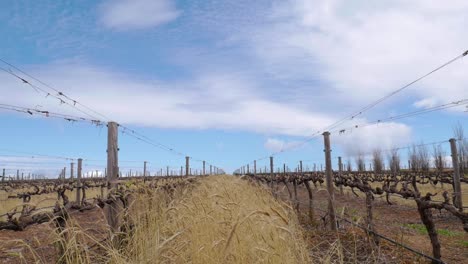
0;207;107;263
276;183;468;264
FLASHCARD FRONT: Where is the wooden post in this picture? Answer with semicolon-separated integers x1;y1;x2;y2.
186;156;190;176
2;168;4;182
338;156;344;195
143;161;147;178
167;166;169;176
106;121;120;233
210;165;212;175
283;163;286;173
70;162;74;180
270;156;274;190
247;164;250;174
300;160;303;173
203;161;206;176
76;158;82;205
16;169;19;181
254;160;257;177
323;131;337;231
449;138;463;211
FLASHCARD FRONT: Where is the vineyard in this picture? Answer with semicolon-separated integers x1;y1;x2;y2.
235;134;468;264
0;109;467;264
2;2;468;264
1;134;467;263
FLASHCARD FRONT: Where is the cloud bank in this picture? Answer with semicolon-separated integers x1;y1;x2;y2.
100;0;180;30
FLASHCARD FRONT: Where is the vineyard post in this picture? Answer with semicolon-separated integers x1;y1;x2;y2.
203;161;206;176
254;160;257;177
186;156;190;176
300;160;303;172
143;161;147;181
283;163;286;173
247;164;250;174
76;158;82;205
210;165;212;175
323;131;337;231
292;165;299;211
106;121;120;233
269;156;275;192
449;138;463;211
70;162;74;180
180;166;183;176
2;168;4;182
167;166;169;177
16;169;19;181
338;157;344;195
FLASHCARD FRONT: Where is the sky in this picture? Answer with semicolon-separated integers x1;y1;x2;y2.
0;0;467;177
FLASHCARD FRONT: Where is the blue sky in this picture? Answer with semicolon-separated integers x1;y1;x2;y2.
0;0;467;177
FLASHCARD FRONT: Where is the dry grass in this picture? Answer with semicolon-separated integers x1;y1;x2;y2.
6;176;311;263
110;175;310;264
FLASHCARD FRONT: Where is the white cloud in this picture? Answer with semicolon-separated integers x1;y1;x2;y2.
99;0;180;30
264;138;302;152
334;122;412;156
0;61;335;137
246;0;468;106
414;98;438;108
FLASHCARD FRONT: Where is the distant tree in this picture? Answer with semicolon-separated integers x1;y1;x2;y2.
388;149;400;173
372;149;383;173
432;145;445;171
418;144;430;171
453;122;467;173
408;145;419;171
356;154;365;172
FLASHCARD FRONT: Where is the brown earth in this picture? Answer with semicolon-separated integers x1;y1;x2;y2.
0;206;107;263
275;182;468;264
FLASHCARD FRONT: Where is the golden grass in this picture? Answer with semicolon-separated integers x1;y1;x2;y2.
111;175;310;264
